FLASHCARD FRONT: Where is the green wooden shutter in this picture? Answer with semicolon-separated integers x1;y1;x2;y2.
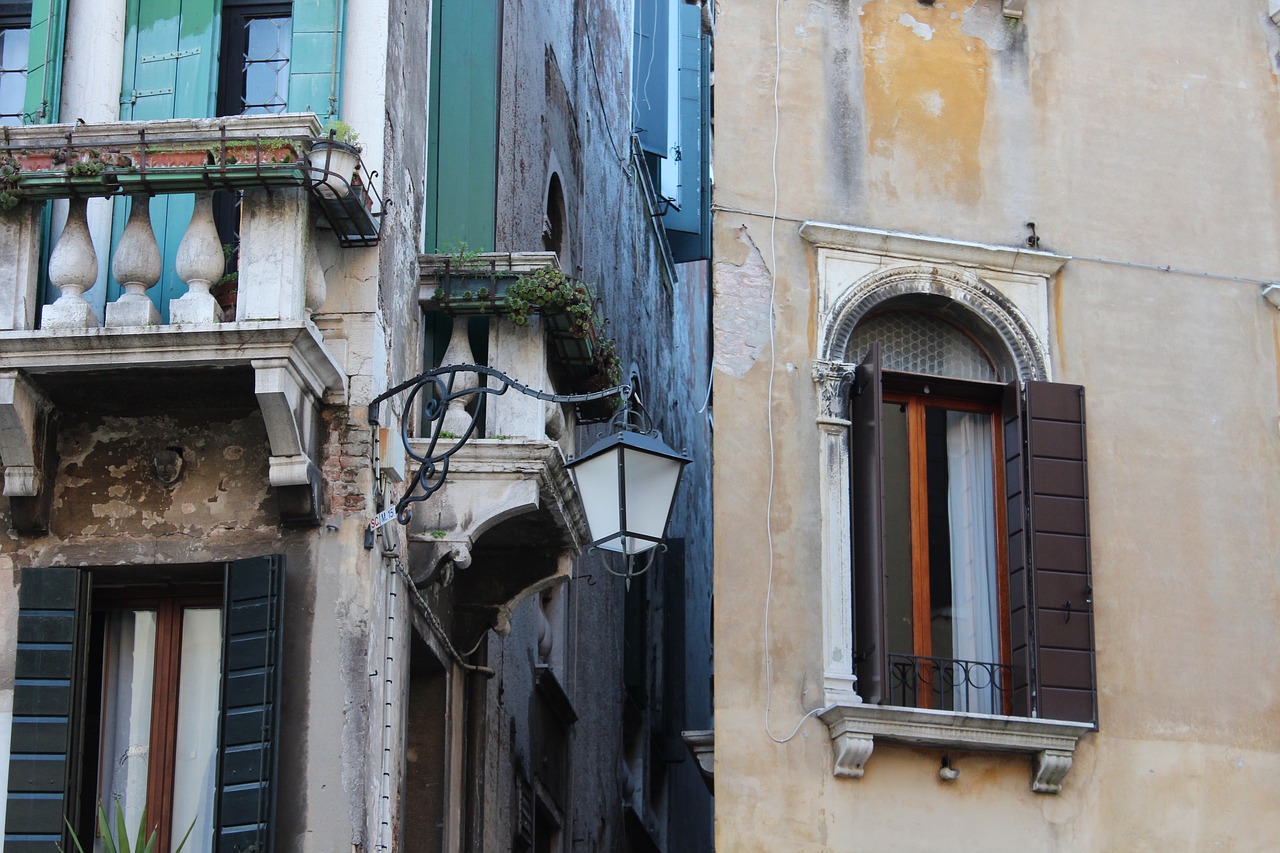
3;567;86;853
214;555;285;853
631;0;669;158
287;0;345;119
850;343;888;705
112;0;218;321
423;0;499;252
22;0;66;124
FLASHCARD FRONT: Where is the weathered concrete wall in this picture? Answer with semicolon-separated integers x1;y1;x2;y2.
713;0;1280;849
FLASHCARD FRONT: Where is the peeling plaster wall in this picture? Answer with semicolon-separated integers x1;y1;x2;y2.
713;0;1280;850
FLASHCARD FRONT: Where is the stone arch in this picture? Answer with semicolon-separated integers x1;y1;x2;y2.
820;264;1049;382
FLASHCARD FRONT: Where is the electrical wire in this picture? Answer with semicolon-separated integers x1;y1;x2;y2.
761;0;821;745
585;2;627;168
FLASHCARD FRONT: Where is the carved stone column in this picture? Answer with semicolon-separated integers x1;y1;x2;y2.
439;317;479;436
42;198;99;329
171;192;224;325
814;359;859;703
106;194;161;327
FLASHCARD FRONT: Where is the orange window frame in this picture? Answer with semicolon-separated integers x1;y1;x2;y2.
882;390;1013;715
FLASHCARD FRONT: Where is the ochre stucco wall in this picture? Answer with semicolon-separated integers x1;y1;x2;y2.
712;1;1280;849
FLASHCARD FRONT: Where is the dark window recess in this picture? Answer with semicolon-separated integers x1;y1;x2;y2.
851;342;1097;725
0;3;30;125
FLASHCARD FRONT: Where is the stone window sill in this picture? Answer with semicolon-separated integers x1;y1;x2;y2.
818;703;1093;794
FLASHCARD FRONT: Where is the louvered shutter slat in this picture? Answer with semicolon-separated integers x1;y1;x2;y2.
214;556;285;853
850;343;888;704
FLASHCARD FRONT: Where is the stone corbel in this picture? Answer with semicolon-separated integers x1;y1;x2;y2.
1031;749;1074;794
253;358;322;524
1003;0;1028;18
831;730;876;779
0;370;55;532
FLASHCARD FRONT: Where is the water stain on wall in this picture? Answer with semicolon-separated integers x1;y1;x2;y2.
860;0;991;206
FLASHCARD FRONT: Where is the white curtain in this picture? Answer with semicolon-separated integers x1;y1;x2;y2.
171;608;222;852
98;611;157;852
946;412;1000;713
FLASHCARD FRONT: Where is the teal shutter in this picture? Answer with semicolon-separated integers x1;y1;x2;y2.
287;0;345;119
3;567;86;853
423;0;499;252
664;1;710;263
112;0;219;322
214;555;285;853
631;0;670;158
22;0;66;124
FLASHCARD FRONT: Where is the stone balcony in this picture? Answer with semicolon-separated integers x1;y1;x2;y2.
391;253;622;647
0;115;358;529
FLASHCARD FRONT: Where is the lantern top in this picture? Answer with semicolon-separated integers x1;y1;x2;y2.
567;428;691;469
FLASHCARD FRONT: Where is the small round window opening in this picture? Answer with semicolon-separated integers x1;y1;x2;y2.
847;310;999;382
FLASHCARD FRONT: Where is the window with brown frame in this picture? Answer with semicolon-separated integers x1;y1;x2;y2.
4;557;285;853
851;325;1099;726
878;383;1012;716
77;585;222;853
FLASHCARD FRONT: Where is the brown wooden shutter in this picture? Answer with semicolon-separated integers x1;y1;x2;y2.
1002;382;1033;717
1023;382;1097;725
850;343;888;704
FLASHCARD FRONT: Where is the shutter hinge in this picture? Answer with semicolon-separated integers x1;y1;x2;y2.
140;47;201;63
120;88;174;107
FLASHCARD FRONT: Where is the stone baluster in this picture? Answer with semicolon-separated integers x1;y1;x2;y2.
439;317;479;437
105;194;161;327
171;192;224;325
42;198;99;329
488;314;551;440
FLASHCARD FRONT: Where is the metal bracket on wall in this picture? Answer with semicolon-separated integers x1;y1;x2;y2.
1003;0;1028;18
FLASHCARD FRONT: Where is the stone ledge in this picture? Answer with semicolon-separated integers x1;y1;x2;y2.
799;221;1068;277
818;703;1092;794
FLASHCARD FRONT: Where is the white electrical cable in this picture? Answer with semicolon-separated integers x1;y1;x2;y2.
761;0;821;745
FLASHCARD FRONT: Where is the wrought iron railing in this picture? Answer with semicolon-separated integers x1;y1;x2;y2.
888;653;1012;714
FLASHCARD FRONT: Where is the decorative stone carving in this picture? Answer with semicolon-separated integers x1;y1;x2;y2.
0;370;50;497
830;730;875;779
818;703;1092;793
1032;749;1074;794
171;192;224;325
106;194;162;327
439;317;479;436
43;198;99;329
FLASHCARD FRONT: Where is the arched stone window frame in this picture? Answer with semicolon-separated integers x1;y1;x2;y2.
801;223;1090;792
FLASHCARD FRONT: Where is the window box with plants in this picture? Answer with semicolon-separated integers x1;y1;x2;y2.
13;147;132;198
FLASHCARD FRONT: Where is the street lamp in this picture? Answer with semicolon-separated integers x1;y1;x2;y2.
567;415;689;556
368;364;688;581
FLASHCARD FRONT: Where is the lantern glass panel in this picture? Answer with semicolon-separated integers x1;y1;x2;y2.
620;446;683;552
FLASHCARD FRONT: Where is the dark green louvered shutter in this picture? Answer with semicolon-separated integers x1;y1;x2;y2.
4;567;86;853
22;0;67;124
287;0;345;119
214;555;285;853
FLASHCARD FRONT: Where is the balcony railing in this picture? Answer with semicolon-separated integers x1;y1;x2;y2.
0;115;353;527
888;653;1013;715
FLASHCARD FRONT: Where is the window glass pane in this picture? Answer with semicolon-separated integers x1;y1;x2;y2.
241;15;290;114
171;607;223;853
848;312;998;382
942;409;1000;713
881;402;914;659
0;28;29;125
98;610;157;850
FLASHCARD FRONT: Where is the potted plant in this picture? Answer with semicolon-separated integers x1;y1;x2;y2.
216;137;300;167
309;119;361;198
0;154;22;209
